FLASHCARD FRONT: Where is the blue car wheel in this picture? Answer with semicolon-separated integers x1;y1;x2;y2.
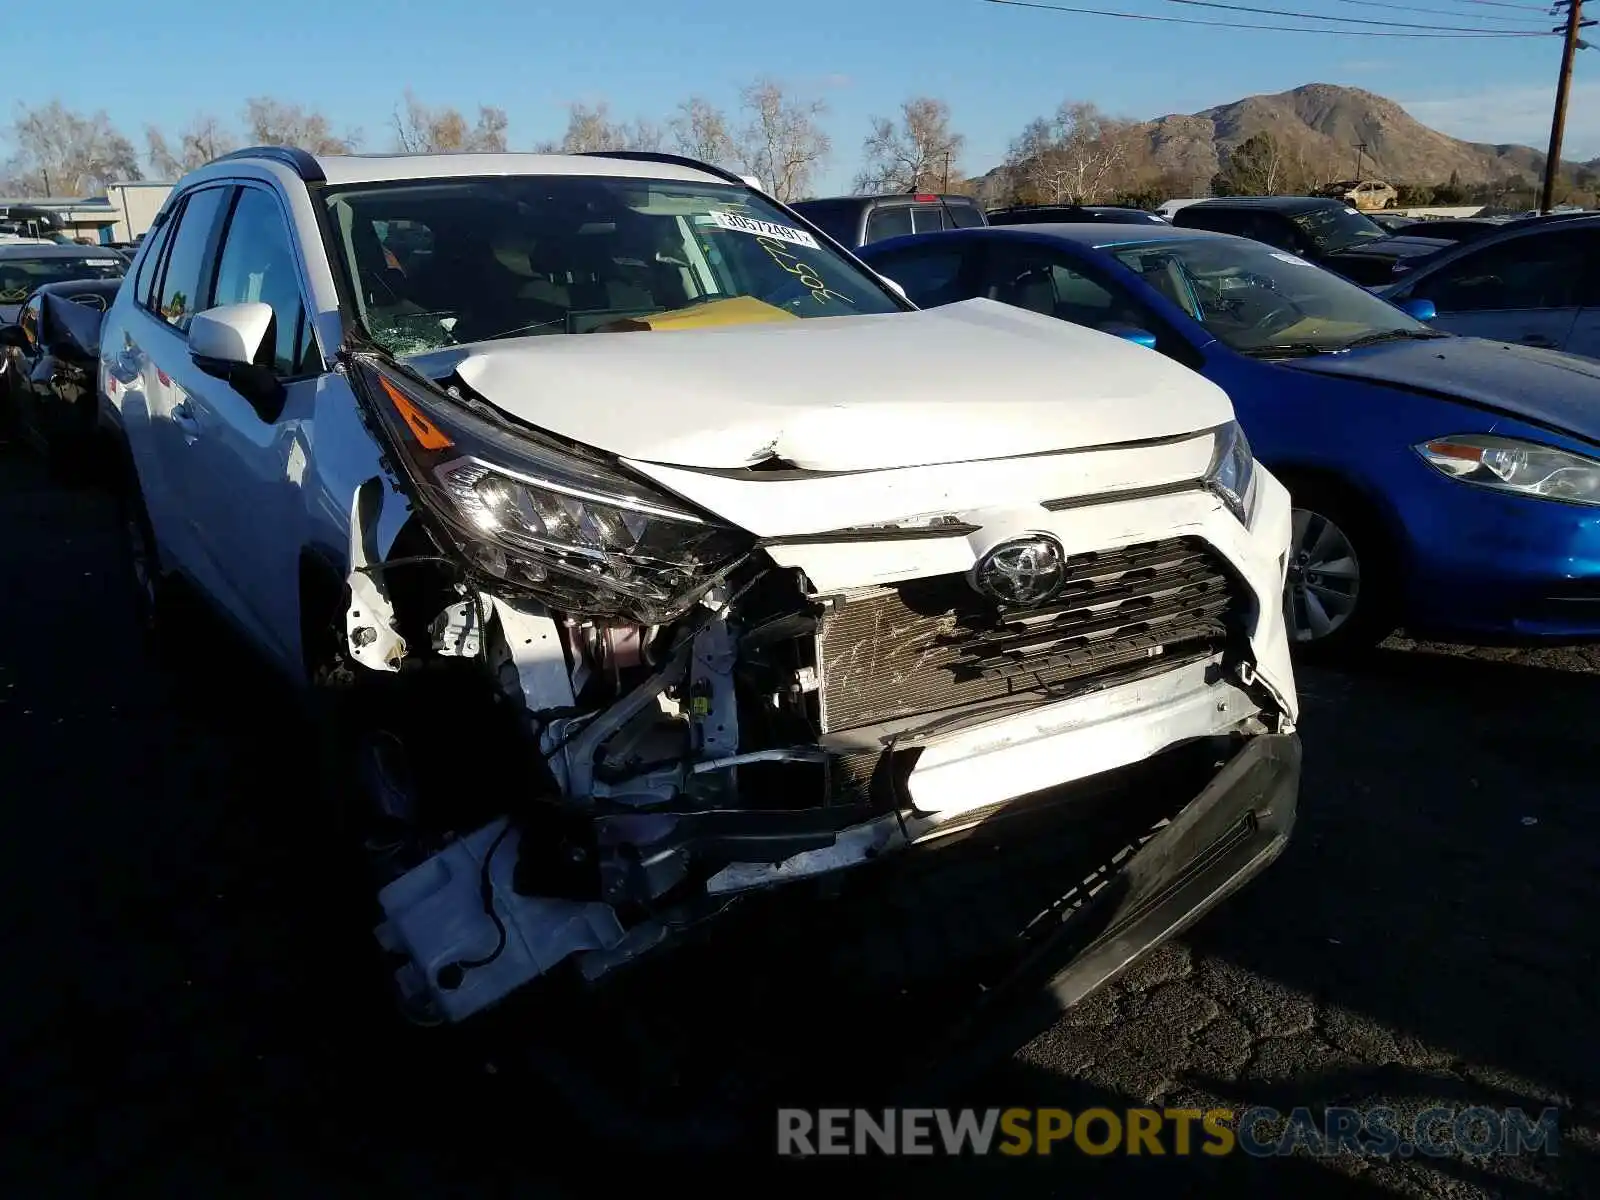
1282;477;1397;652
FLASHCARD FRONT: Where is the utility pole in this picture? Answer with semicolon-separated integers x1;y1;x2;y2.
1542;0;1592;213
1353;142;1368;179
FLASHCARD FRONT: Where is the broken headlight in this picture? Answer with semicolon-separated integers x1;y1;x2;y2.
1206;420;1257;526
350;357;753;623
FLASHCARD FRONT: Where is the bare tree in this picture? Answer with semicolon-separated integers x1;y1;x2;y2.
854;97;964;194
242;97;361;154
1212;134;1296;196
734;79;830;201
625;117;665;153
1004;101;1139;205
536;103;663;155
392;90;507;154
670;97;735;167
145;113;237;177
2;101;141;195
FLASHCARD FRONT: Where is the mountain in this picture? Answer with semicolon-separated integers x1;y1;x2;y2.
1140;83;1578;188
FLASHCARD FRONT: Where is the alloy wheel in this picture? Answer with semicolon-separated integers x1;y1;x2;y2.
1284;507;1361;642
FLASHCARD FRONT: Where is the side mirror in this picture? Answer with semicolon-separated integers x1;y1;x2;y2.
1100;322;1159;349
189;302;286;422
190;302;273;366
0;323;29;351
1399;297;1437;321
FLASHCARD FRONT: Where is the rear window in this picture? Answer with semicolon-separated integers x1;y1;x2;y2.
864;205;915;244
948;203;985;229
788;200;861;247
0;253;126;304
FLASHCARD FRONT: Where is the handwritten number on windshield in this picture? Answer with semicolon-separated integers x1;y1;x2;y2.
755;236;852;306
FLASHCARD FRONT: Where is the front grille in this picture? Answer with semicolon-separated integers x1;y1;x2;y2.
816;536;1243;733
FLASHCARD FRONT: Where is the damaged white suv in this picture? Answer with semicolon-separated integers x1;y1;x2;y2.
99;147;1300;1088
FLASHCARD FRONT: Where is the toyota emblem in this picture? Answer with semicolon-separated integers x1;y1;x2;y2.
972;535;1068;606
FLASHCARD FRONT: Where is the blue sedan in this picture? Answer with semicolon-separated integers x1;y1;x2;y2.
860;224;1600;649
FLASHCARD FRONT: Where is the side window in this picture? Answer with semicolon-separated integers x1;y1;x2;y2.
864;204;914;243
1176;207;1241;235
1580;232;1600;307
1247;216;1299;253
210;187;318;376
134;205;178;310
869;248;969;307
156;186;230;332
980;245;1116;323
1422;232;1584;314
911;206;946;235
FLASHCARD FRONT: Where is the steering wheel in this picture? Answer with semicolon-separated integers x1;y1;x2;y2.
1249;301;1301;338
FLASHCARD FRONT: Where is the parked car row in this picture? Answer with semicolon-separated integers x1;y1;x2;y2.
859;216;1600;650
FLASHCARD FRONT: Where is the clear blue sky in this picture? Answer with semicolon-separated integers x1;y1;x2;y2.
7;0;1594;191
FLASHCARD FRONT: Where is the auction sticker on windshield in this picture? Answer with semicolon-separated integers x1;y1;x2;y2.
706;210;819;249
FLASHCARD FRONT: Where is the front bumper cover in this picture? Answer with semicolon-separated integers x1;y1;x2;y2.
900;730;1301;1099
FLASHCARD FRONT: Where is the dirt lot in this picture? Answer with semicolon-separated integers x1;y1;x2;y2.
3;439;1598;1196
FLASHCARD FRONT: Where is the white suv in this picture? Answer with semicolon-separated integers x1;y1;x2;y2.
98;147;1300;1070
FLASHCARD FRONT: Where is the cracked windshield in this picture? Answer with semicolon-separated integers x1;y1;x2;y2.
1112;237;1435;355
325;176;902;354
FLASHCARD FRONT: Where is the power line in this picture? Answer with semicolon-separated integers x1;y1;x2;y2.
1010;0;1551;30
985;0;1558;32
1330;0;1555;23
1441;0;1558;13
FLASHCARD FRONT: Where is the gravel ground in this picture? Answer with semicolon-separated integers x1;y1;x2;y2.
2;439;1598;1196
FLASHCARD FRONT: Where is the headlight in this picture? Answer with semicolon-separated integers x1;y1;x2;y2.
1206;420;1257;525
1415;435;1600;508
349;357;753;624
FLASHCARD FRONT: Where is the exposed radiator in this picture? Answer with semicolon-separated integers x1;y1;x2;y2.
815;536;1243;734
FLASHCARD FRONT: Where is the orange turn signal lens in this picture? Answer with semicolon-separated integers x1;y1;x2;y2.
378;375;454;450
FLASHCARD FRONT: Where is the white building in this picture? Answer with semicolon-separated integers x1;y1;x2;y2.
0;180;174;244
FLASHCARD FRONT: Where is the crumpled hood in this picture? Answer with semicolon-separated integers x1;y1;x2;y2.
430;298;1234;471
1282;335;1600;443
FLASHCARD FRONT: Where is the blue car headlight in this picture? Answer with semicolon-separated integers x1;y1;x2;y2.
1415;435;1600;507
1206;420;1257;525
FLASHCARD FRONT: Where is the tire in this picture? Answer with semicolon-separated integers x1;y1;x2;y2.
116;469;169;648
1281;477;1398;656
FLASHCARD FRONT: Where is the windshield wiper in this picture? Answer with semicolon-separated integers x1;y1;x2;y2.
1342;329;1448;350
1239;342;1333;358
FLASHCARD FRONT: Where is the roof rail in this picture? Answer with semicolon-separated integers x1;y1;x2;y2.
206;145;326;183
577;149;751;191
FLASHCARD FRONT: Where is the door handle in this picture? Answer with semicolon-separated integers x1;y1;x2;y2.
1520;333;1558;348
171;398;201;442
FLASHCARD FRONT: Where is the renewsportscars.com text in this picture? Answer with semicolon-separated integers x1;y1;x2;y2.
776;1105;1562;1158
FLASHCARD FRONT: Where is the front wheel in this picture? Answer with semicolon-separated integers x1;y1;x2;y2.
1282;481;1397;654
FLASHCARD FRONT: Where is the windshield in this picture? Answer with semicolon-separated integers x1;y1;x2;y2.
1110;237;1430;355
1288;205;1389;254
0;254;126;304
323;176;903;355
